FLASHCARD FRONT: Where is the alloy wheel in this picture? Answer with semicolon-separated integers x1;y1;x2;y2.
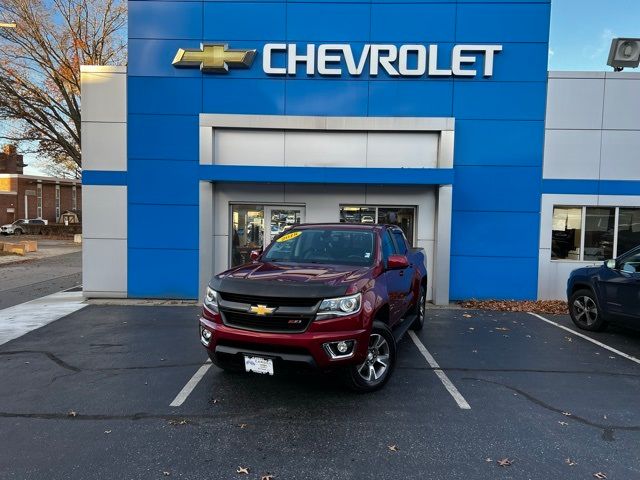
573;296;598;326
357;333;390;383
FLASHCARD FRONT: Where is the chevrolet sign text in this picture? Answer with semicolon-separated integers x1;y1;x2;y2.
263;44;502;77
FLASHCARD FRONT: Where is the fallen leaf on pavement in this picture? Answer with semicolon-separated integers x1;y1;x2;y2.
239;423;248;429
485;458;492;462
459;299;568;314
162;472;170;476
562;412;572;416
67;411;78;417
496;458;512;467
261;475;274;480
237;466;250;475
462;314;472;318
565;458;577;466
558;421;569;426
168;419;188;426
388;444;399;452
104;430;112;434
593;473;607;479
495;327;510;331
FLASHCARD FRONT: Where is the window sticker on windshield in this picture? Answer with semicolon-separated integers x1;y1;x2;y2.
364;252;371;258
277;231;302;243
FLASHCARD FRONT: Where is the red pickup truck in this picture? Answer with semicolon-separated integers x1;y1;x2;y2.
199;223;428;392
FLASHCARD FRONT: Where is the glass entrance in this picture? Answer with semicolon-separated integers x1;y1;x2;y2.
230;204;305;267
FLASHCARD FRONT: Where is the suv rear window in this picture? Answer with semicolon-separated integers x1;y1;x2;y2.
263;229;375;266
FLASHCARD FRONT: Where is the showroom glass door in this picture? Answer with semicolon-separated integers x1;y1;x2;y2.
230;204;305;267
265;206;306;245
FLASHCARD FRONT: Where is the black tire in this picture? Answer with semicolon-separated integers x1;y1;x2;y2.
13;228;22;236
344;321;396;393
569;288;607;331
410;282;427;331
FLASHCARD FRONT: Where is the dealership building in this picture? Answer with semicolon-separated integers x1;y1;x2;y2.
80;0;640;303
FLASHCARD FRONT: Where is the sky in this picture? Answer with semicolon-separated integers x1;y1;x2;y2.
17;0;640;175
549;0;640;71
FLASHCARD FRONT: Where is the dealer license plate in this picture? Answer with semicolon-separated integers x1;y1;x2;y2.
244;355;274;375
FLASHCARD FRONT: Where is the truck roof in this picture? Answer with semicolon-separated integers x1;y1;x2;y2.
287;223;393;231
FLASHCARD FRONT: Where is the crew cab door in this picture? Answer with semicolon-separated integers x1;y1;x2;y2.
390;228;415;313
382;229;411;326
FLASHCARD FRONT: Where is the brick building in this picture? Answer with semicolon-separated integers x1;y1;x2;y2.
0;145;81;225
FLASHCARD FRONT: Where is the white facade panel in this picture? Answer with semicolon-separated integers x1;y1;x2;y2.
82;238;127;297
284;184;367;223
546;78;604;130
284;131;368;167
80;69;127;123
366;132;438;168
600;130;640;181
602;79;640;130
543;130;602;180
214;129;284;166
82;186;127;240
81;122;127;171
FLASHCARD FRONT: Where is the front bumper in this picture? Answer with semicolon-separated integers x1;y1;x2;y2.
199;312;370;371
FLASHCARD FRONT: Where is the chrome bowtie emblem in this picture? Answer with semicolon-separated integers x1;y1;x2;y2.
172;43;256;73
249;304;275;316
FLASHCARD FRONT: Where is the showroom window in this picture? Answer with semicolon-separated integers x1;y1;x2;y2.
552;206;640;261
230;204;305;267
340;206;416;246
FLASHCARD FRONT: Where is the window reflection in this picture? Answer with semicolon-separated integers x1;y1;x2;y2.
339;205;416;247
552;206;582;260
231;205;264;267
617;208;640;257
584;207;615;261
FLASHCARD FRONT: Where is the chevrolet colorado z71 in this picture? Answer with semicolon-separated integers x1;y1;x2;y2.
199;223;427;392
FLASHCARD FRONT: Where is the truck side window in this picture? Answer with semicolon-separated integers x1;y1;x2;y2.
382;230;397;266
392;230;408;255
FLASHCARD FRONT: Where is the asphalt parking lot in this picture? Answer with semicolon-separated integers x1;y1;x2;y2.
0;306;639;479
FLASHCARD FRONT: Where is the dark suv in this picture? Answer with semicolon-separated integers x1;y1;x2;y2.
567;245;640;331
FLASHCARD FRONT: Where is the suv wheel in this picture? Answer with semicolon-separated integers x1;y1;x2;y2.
569;289;607;331
344;322;396;393
13;228;22;235
410;283;426;331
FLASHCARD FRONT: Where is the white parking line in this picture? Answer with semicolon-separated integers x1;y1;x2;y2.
408;331;471;410
528;312;640;366
169;359;212;407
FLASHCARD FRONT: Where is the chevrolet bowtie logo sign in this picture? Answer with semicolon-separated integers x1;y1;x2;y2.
172;43;256;73
249;304;275;316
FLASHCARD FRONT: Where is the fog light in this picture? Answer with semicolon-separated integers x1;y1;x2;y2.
200;326;212;346
323;340;356;359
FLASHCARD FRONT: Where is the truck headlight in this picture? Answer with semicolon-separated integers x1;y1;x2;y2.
317;293;361;317
204;287;219;312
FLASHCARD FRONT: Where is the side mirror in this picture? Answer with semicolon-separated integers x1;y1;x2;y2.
250;249;262;261
605;259;616;269
387;254;409;270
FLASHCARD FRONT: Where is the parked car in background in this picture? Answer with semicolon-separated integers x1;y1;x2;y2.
361;215;374;223
0;218;47;235
567;245;640;331
200;224;428;392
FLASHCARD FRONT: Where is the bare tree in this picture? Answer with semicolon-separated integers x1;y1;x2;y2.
0;0;126;177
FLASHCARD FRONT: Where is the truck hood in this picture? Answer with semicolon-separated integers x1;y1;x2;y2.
210;262;373;299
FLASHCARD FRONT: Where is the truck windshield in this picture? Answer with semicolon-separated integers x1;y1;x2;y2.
263;229;375;266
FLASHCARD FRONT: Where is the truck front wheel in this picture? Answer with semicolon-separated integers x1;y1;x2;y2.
344;322;396;392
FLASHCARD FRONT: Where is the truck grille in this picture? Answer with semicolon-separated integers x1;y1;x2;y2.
221;310;312;333
218;292;320;308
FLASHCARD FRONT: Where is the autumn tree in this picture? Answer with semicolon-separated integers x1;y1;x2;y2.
0;0;126;177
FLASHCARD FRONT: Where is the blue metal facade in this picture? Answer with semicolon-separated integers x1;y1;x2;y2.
110;0;551;299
